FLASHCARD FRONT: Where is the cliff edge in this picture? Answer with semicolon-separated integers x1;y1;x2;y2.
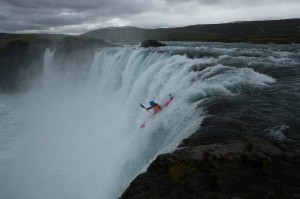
120;95;300;199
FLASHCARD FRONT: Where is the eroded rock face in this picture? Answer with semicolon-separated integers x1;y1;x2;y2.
0;35;113;93
0;38;54;92
120;134;300;199
140;39;166;48
52;37;112;80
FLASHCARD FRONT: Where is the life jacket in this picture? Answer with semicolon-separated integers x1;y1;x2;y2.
154;104;161;113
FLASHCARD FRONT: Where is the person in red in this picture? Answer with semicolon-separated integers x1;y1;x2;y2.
147;100;161;113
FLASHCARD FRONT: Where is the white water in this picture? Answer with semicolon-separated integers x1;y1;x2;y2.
0;44;275;199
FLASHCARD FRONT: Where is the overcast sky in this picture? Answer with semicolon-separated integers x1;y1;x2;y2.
0;0;299;35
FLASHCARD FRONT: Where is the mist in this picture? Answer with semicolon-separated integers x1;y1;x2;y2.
1;46;203;199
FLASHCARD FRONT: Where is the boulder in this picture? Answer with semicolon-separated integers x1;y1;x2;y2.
141;39;166;48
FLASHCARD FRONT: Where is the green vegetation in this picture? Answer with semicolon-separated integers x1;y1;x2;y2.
169;163;197;183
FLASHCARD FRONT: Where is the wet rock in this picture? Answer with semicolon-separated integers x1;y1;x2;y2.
140;39;166;48
0;35;114;93
52;37;113;78
0;38;54;92
120;135;300;199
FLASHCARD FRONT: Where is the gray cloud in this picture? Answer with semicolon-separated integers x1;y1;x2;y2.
0;0;299;34
3;0;151;14
0;0;156;33
163;0;222;5
162;0;300;9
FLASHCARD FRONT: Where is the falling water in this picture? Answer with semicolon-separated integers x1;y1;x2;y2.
0;43;281;199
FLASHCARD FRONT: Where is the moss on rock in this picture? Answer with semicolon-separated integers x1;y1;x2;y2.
169;163;197;183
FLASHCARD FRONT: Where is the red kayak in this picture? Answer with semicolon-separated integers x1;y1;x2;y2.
140;96;174;128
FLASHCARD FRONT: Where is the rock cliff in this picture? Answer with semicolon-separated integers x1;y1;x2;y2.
120;96;300;199
0;34;112;93
0;36;53;92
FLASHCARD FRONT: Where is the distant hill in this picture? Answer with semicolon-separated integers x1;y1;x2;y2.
82;19;300;44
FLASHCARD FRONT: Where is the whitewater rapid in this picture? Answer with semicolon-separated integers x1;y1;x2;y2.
0;43;277;199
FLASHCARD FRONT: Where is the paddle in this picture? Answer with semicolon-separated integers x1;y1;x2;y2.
140;103;148;111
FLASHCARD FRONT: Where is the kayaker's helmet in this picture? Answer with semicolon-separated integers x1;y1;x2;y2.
149;101;155;106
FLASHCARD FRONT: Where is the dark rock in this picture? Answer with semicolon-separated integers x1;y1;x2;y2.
120;135;300;199
0;34;114;93
0;37;54;92
141;39;166;48
52;37;114;80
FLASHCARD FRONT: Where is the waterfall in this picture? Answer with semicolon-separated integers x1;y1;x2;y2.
0;44;275;199
42;49;55;89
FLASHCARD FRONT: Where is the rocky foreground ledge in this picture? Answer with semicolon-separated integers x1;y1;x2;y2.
120;96;300;199
120;132;300;199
